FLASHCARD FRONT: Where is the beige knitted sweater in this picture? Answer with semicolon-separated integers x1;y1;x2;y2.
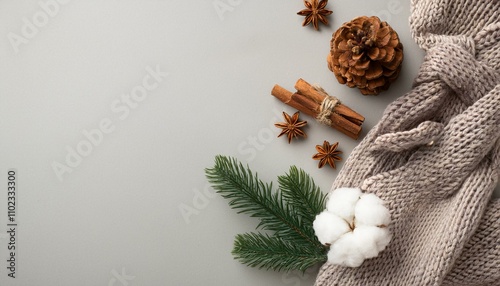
315;0;500;285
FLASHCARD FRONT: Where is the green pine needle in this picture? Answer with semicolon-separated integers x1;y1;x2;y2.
278;166;326;225
206;156;307;244
205;155;328;271
233;232;327;272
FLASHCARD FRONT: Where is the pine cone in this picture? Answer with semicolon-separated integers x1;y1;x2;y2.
327;16;404;95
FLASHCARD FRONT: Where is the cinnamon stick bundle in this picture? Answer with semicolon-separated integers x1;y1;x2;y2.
271;79;364;139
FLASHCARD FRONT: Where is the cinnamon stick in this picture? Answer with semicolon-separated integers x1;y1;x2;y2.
330;113;361;139
271;85;305;112
295;78;365;125
291;92;319;117
294;78;363;139
271;80;365;140
335;104;364;126
295;78;325;104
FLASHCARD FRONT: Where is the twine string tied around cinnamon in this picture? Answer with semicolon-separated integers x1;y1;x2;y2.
313;84;340;126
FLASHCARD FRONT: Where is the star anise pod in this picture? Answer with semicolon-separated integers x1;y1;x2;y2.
297;0;333;31
312;140;342;168
275;111;307;144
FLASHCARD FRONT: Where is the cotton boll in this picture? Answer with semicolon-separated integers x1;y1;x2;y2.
357;193;384;206
342;248;365;267
373;227;391;253
355;193;391;227
353;226;391;259
326;187;362;221
328;232;365;267
313;211;351;245
321;188;392;267
351;226;379;258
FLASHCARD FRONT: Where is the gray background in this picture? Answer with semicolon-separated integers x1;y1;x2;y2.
0;1;498;285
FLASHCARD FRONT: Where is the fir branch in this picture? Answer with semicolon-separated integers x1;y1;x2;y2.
278;166;326;225
205;156;314;246
205;155;329;271
232;232;327;272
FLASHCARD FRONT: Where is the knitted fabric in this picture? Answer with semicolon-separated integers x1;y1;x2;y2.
315;0;500;285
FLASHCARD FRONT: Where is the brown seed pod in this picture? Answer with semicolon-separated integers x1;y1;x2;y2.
327;16;404;95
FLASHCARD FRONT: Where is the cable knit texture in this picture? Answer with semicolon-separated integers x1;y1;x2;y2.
315;0;500;285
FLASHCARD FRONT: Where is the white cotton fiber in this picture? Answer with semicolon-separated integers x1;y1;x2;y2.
372;227;391;252
328;232;365;267
326;187;362;221
354;193;391;226
352;226;391;259
315;188;392;268
313;211;351;245
351;226;380;259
